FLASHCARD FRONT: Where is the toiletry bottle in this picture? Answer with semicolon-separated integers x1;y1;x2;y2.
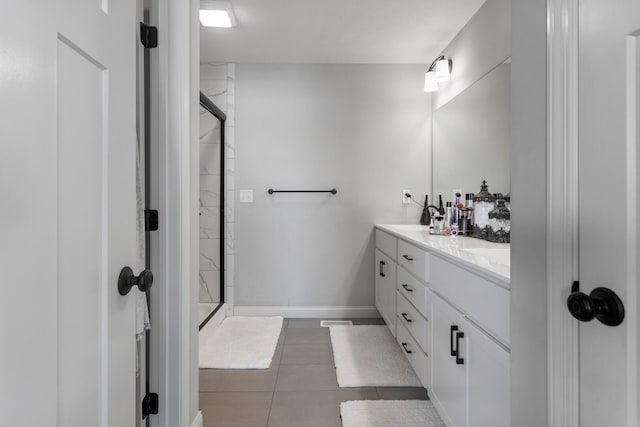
454;192;462;225
438;194;444;215
465;193;474;229
445;201;453;226
419;195;429;225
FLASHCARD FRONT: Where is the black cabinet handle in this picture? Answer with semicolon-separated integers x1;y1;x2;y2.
401;313;412;323
450;325;458;356
402;254;414;262
401;284;413;292
401;343;413;354
455;331;465;365
379;261;386;277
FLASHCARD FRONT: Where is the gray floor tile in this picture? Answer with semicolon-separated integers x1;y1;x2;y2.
272;344;284;365
200;365;279;392
284;327;330;345
287;318;322;329
376;387;429;400
267;390;379;427
200;391;272;427
280;344;334;365
275;364;339;391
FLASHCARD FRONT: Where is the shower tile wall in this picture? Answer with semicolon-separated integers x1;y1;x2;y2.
200;63;235;314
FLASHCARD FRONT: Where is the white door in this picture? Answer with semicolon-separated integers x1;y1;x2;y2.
578;0;640;425
0;1;138;426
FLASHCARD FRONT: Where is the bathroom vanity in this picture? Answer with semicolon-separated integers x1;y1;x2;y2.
375;224;510;427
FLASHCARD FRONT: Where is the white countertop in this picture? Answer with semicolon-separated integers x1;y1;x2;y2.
376;224;510;285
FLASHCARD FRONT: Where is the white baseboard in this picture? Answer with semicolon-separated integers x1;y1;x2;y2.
233;305;381;318
190;411;203;427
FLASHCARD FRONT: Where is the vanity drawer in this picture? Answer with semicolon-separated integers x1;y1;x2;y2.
397;266;428;316
397;322;427;387
397;240;429;282
397;292;429;354
376;229;397;259
430;255;510;346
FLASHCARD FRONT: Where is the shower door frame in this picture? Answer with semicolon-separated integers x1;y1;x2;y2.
199;91;226;329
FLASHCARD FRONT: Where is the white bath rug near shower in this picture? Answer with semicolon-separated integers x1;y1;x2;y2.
199;316;283;369
340;400;445;427
329;325;421;387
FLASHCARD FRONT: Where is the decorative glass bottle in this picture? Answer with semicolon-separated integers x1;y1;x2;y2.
487;199;511;243
471;180;495;239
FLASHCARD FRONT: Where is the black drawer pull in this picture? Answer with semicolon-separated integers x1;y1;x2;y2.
450;325;459;356
379;261;386;277
402;254;414;262
455;331;465;365
401;342;413;354
401;313;412;323
401;284;413;292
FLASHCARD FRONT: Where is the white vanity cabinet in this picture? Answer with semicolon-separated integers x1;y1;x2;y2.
375;229;431;386
431;292;510;427
374;225;510;427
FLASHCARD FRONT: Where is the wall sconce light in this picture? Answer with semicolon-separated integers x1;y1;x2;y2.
200;0;237;28
424;56;453;93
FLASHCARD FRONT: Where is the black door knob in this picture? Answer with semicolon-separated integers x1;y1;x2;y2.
567;283;624;326
118;266;154;296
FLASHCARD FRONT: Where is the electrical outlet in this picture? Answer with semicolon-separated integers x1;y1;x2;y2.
402;189;412;204
239;189;253;203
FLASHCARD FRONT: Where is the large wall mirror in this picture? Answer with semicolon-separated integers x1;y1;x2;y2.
432;60;510;203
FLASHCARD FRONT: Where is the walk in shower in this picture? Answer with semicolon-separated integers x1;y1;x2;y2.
199;92;225;327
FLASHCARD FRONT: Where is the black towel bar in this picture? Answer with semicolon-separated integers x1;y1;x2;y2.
268;189;337;195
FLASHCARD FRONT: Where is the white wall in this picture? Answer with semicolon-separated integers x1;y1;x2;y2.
234;64;431;310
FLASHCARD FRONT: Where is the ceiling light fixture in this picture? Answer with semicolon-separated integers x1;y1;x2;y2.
200;0;236;28
423;55;453;92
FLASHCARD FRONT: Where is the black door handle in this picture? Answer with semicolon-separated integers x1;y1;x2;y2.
401;342;413;354
402;254;414;261
401;284;413;292
118;266;154;296
379;261;386;277
455;331;465;365
401;313;412;323
567;281;625;326
450;325;458;356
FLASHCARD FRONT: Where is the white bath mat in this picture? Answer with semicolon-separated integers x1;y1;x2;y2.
329;325;421;387
199;316;283;369
340;400;445;427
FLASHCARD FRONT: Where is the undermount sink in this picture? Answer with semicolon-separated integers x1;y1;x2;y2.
460;247;510;266
388;224;430;231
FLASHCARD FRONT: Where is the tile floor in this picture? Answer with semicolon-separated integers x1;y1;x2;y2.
199;318;428;427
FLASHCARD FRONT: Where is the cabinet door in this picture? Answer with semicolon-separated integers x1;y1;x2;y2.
431;294;467;427
375;250;396;336
464;317;510;427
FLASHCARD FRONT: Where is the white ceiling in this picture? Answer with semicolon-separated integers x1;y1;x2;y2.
200;0;486;64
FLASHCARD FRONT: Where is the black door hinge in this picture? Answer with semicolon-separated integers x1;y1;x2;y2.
142;393;159;419
145;209;159;231
140;23;158;48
